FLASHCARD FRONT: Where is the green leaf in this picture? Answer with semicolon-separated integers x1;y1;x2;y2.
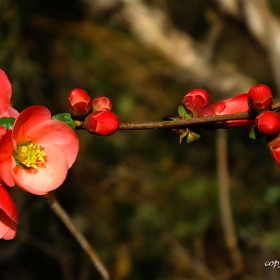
162;115;180;121
178;104;192;119
249;125;263;139
52;113;76;130
179;129;189;143
0;117;16;130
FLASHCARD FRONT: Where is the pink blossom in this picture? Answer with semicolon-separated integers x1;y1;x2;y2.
0;106;79;195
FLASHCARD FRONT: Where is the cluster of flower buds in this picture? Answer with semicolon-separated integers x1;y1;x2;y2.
68;89;119;136
245;84;280;166
177;84;280;166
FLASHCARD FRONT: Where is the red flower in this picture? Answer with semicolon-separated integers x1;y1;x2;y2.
256;111;280;135
0;182;18;240
84;111;119;136
248;84;273;113
68;88;92;117
181;89;209;117
197;93;254;128
92;96;113;112
0;69;19;118
0;106;79;195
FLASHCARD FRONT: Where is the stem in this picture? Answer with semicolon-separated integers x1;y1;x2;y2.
216;130;243;274
119;112;250;130
46;193;110;280
118;102;280;131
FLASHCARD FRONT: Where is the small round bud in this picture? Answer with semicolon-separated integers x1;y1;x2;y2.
248;84;273;113
181;89;209;117
68;88;92;117
92;96;113;112
255;111;280;135
84;111;119;136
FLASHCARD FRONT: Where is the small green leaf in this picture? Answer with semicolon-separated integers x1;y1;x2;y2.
162;115;180;121
249;125;263;139
179;129;189;143
0;117;15;130
178;104;192;119
52;113;76;130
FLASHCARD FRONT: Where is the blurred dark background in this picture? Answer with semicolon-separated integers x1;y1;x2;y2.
1;0;280;279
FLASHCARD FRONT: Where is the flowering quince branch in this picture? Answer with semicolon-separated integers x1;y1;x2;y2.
117;102;280;130
2;66;280;279
118;112;251;130
117;86;280;166
66;84;280;167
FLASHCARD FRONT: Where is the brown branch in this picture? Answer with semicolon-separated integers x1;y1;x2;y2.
119;112;250;130
163;232;218;280
46;192;110;280
216;130;243;274
118;101;280;130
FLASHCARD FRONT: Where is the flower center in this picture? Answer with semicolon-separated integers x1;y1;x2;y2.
14;142;46;168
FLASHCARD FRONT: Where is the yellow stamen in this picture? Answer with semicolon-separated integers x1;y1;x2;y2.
14;142;46;169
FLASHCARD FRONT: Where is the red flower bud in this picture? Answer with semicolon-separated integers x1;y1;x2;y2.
248;84;273;113
84;111;119;136
198;93;250;117
181;89;209;117
68;88;92;117
196;93;254;128
255;111;280;135
92;96;113;112
266;133;280;166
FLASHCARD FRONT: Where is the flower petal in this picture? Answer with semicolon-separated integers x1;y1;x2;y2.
27;120;79;168
0;70;12;116
0;210;17;240
0;131;16;187
12;143;69;195
12;106;51;145
2;106;19;118
0;183;18;240
0;183;18;222
221;93;250;114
